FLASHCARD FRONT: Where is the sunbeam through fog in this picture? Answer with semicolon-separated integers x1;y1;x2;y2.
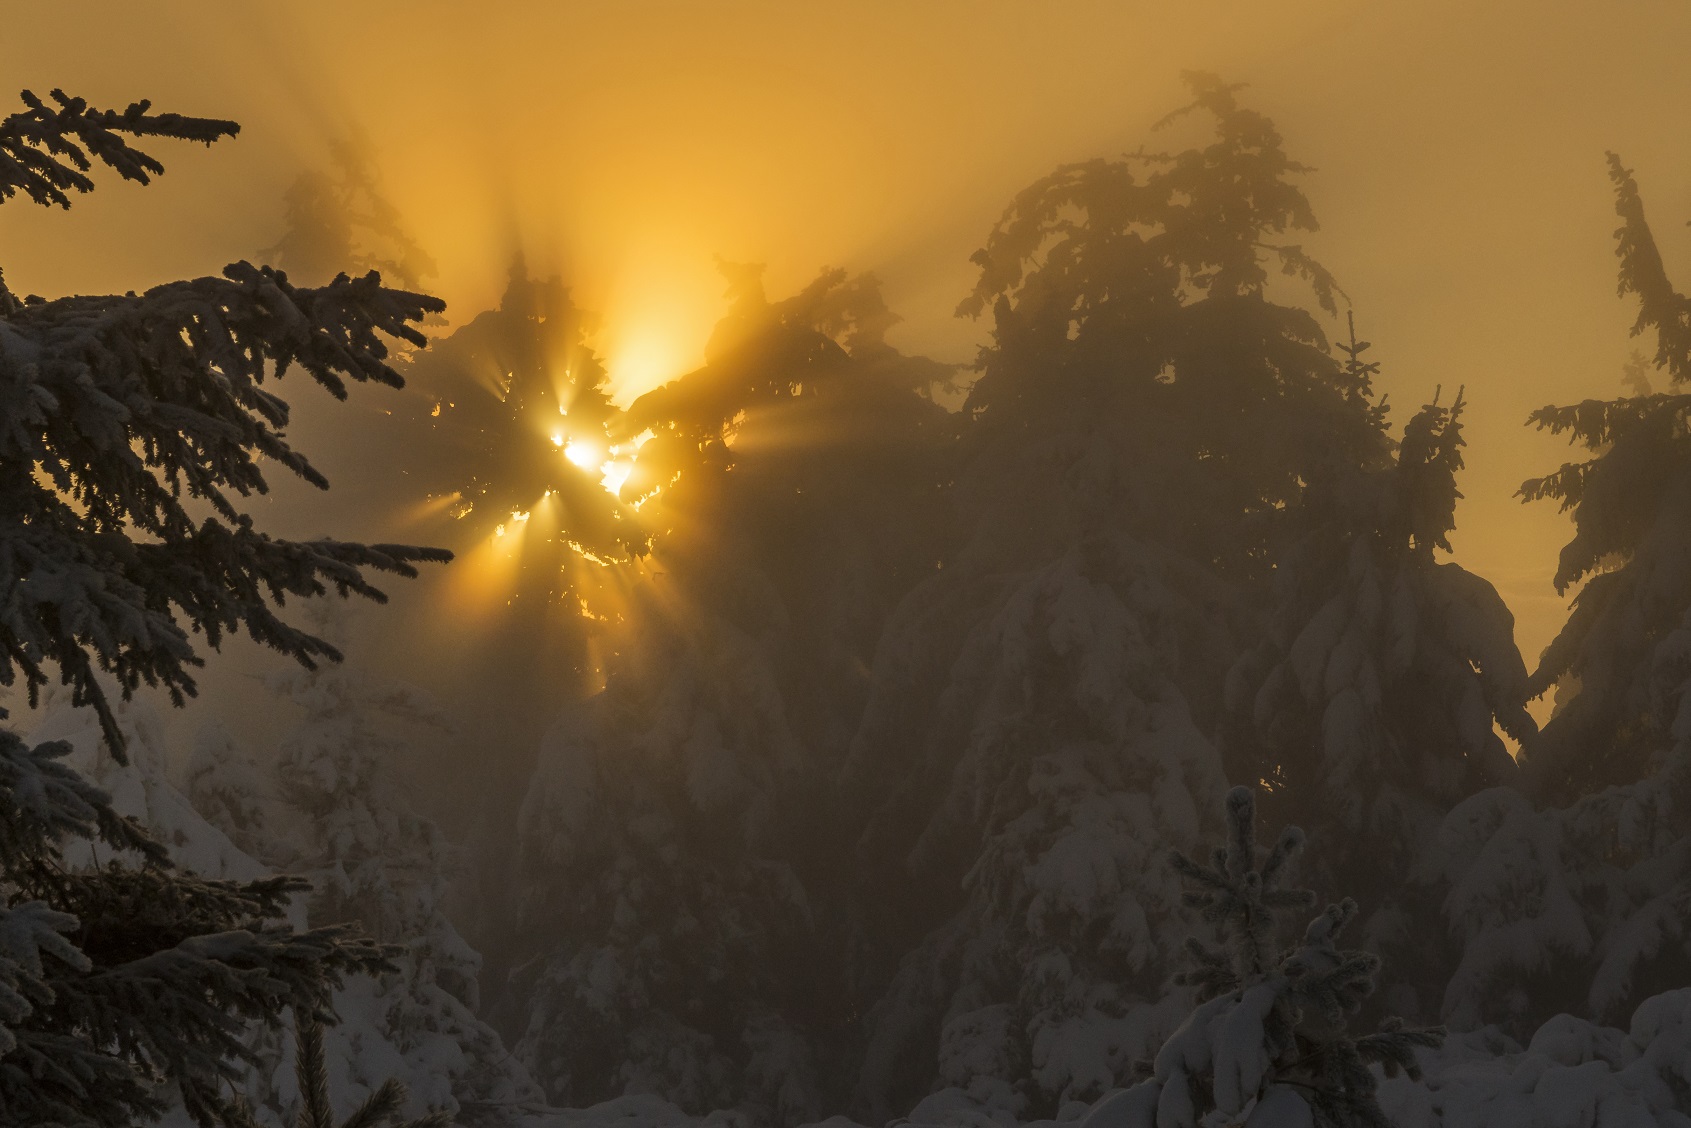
6;6;1691;1126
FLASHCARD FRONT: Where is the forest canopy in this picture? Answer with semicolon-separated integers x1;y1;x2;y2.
4;60;1691;1128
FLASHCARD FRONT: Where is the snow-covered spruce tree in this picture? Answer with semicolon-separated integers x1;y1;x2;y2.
22;684;270;886
17;681;401;1126
839;75;1402;1121
1428;153;1691;1034
0;89;448;1125
510;267;950;1125
26;651;533;1126
0;726;391;1127
186;720;279;866
383;257;632;1039
1082;786;1442;1128
1217;324;1533;1023
1518;153;1691;806
260;602;538;1117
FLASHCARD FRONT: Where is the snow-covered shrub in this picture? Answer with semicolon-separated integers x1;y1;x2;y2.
1081;787;1441;1128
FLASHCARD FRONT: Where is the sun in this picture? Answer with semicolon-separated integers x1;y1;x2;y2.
562;439;600;469
600;459;633;496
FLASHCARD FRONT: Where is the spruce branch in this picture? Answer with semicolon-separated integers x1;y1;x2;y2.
292;1008;451;1128
0;263;449;761
0;89;238;209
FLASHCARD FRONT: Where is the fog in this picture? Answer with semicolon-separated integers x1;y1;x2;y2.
8;7;1691;1122
10;2;1691;673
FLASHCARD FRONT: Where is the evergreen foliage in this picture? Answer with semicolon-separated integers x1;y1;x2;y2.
401;257;626;568
1516;154;1691;801
511;266;950;1124
841;75;1359;1118
1082;786;1442;1128
1217;327;1533;1023
137;673;531;1125
1430;152;1691;1036
290;1008;449;1128
0;727;391;1128
15;64;1688;1128
0;89;450;760
0;88;451;1127
0;88;236;211
833;73;1529;1121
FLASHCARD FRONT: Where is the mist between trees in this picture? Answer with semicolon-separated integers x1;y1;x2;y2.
3;75;1691;1128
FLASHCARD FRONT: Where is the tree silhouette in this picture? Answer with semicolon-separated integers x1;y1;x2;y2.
0;92;449;760
0;88;448;1127
400;257;629;573
1517;153;1691;801
1427;152;1691;1037
840;73;1444;1118
264;129;437;292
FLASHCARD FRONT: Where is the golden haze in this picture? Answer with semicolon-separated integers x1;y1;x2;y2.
5;1;1691;675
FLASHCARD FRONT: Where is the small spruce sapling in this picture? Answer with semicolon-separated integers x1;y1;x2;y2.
1083;787;1443;1128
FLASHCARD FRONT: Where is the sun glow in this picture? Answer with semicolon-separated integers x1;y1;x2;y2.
597;430;652;498
563;440;600;468
600;459;633;496
606;332;684;404
446;497;534;618
593;255;718;405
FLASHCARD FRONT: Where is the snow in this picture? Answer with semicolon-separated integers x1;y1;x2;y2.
11;681;533;1125
487;990;1691;1128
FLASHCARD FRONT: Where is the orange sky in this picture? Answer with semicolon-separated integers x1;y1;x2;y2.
8;0;1691;673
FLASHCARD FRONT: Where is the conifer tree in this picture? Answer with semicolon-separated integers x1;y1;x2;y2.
1516;153;1691;804
1431;153;1691;1032
1217;323;1534;1022
264;130;437;292
1081;787;1442;1128
841;74;1395;1120
0;89;450;760
377;259;630;1021
261;603;537;1117
401;257;625;567
0;89;448;1127
290;1008;449;1128
0;726;391;1128
511;267;950;1125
